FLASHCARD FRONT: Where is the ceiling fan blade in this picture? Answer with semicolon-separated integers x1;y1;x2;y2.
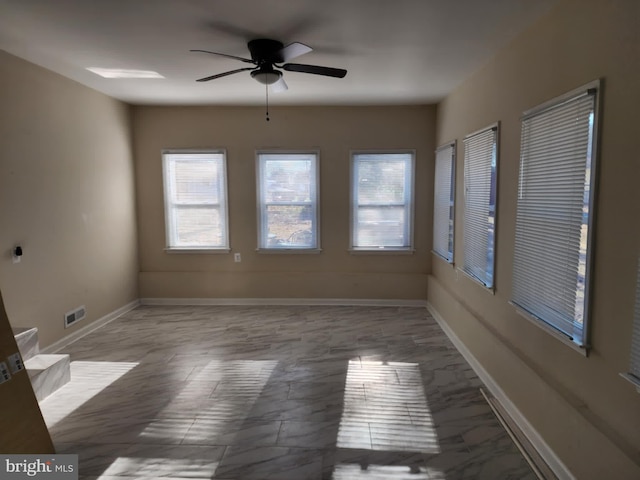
196;67;255;82
190;49;254;64
276;42;312;62
206;21;257;40
282;63;347;78
270;77;288;93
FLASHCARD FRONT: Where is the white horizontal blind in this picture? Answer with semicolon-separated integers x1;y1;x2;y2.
433;143;455;262
257;152;318;249
512;88;597;345
351;152;414;250
462;127;498;287
163;151;228;249
630;259;640;379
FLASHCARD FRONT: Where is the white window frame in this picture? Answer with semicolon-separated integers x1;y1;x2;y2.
433;141;456;263
256;150;320;252
510;80;600;352
162;149;229;252
460;125;499;289
350;150;416;253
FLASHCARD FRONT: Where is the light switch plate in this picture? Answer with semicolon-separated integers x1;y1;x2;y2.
0;362;11;383
7;352;24;374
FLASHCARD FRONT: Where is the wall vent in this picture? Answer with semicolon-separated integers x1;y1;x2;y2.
64;306;86;328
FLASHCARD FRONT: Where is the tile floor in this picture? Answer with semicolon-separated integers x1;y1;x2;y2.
39;305;536;479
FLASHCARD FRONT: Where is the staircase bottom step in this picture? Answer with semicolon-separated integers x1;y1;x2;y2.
13;326;39;361
25;354;71;402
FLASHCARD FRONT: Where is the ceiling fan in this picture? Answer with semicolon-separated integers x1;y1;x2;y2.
191;38;347;92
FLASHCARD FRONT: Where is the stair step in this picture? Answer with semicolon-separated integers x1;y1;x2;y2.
25;354;70;402
13;326;39;361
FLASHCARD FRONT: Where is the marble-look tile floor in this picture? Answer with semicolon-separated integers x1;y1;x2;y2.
39;305;536;479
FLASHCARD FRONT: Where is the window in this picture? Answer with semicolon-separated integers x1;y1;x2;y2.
511;82;599;348
462;125;498;288
256;151;319;250
622;260;640;390
162;150;229;251
433;142;456;263
351;151;415;251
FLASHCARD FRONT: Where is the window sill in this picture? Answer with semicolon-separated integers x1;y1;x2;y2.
432;250;454;266
510;302;589;357
619;373;640;393
164;248;230;254
349;248;415;255
256;248;322;254
456;267;495;294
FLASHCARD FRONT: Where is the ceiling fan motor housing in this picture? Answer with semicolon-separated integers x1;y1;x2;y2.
248;39;286;64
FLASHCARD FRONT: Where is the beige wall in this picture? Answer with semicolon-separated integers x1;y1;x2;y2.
0;51;139;348
6;0;637;472
133;105;434;299
430;0;640;478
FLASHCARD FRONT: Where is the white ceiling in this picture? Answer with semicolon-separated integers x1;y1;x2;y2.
0;0;557;106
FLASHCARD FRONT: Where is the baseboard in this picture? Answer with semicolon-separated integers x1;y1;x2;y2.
41;299;141;354
140;297;428;307
426;302;575;480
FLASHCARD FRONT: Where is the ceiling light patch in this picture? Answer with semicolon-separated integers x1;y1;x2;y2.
87;67;164;79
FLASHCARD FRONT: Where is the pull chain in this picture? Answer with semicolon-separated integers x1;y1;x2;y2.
265;82;270;122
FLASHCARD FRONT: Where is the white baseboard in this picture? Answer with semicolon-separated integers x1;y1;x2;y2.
41;299;141;354
426;302;575;480
140;297;428;307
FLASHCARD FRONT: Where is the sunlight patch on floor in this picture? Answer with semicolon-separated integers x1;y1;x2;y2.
102;457;218;478
39;361;139;427
337;359;440;453
140;359;278;442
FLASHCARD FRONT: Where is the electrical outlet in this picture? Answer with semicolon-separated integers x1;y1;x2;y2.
234;253;241;262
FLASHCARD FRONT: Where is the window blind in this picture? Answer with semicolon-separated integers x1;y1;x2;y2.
433;143;455;262
630;260;640;380
462;127;498;287
511;88;597;346
351;152;415;250
257;152;319;249
162;151;228;249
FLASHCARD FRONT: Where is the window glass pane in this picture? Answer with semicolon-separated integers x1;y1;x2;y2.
257;152;318;250
356;206;406;247
357;158;406;205
173;160;220;204
512;86;597;346
433;143;455;262
162;151;228;249
263;159;313;203
462;128;498;287
264;205;314;247
174;207;223;247
351;152;414;250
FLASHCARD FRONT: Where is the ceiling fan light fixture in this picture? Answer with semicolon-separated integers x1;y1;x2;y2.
250;69;282;85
